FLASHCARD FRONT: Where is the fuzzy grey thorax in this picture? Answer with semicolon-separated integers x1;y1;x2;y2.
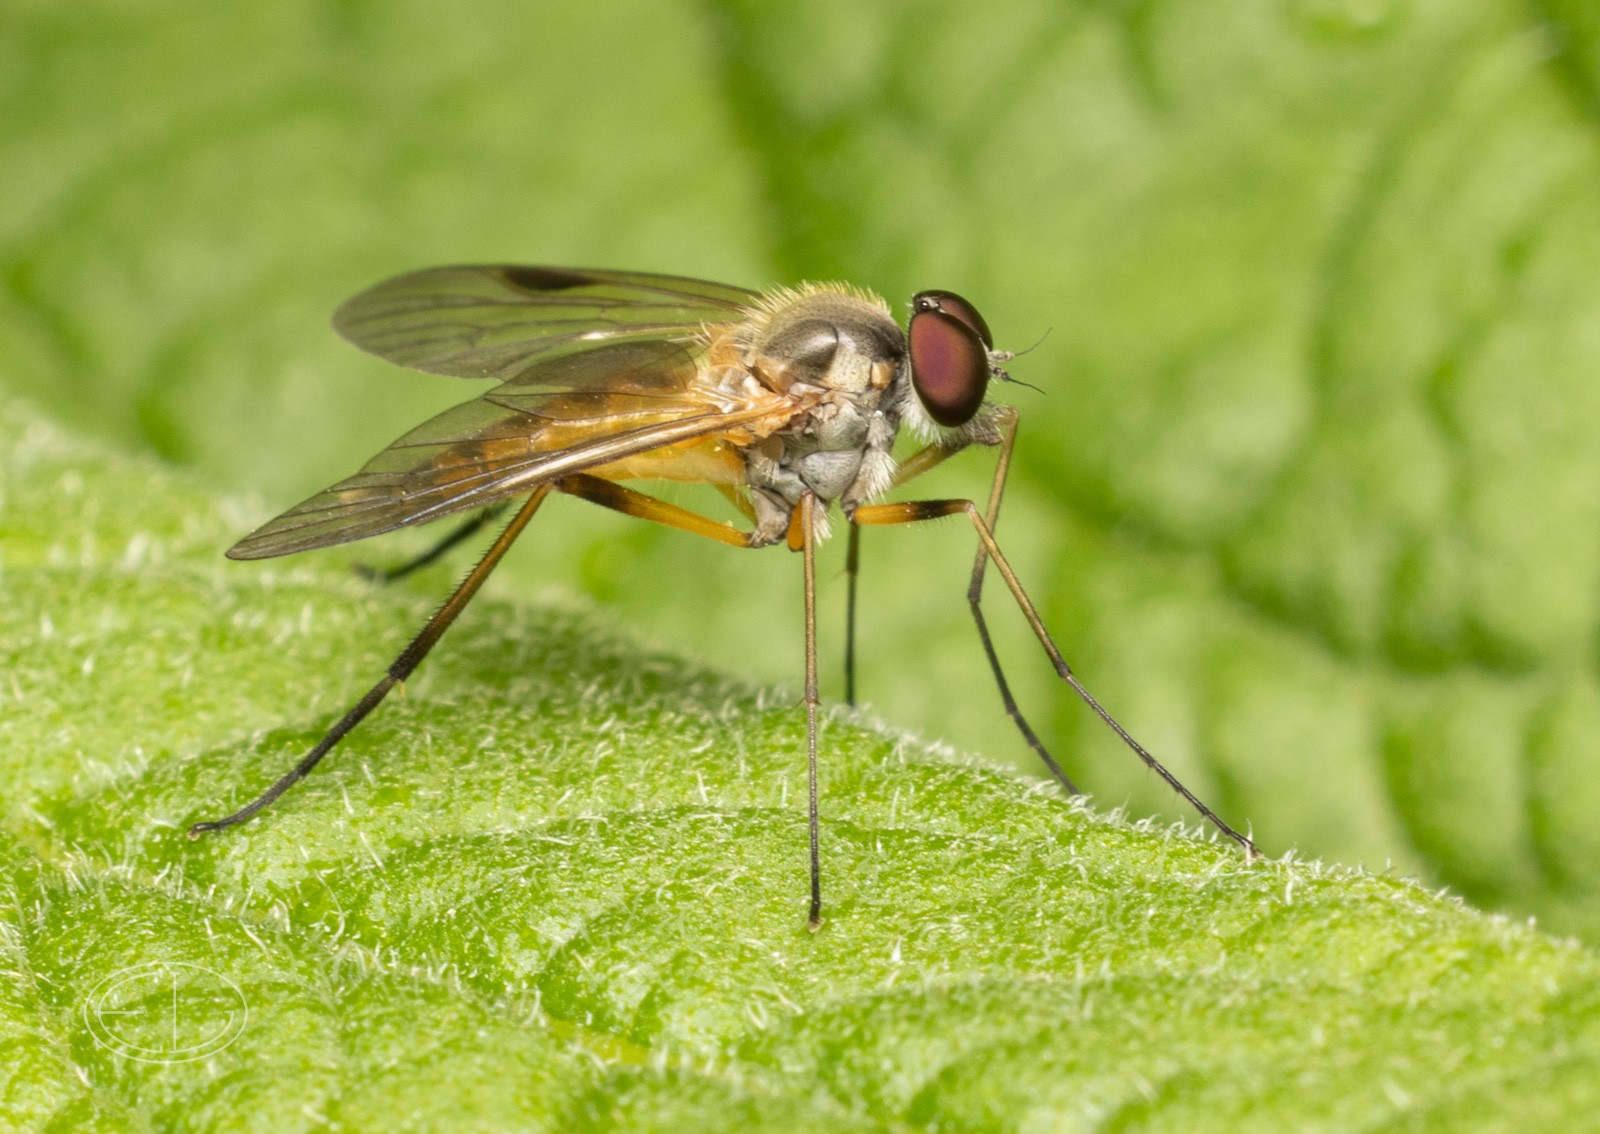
732;287;910;544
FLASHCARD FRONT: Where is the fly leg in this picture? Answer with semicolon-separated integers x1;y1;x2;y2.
842;435;970;710
868;408;1074;790
960;408;1077;793
551;474;764;548
798;494;823;928
550;474;826;925
355;503;510;583
844;524;860;706
851;493;1258;858
190;487;551;837
196;477;764;836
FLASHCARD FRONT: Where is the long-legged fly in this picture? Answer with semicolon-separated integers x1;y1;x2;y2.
189;265;1258;927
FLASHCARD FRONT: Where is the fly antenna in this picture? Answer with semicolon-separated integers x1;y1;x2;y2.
1011;326;1051;358
989;328;1050;394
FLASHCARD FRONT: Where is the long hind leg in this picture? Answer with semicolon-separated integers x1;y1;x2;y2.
190;487;551;836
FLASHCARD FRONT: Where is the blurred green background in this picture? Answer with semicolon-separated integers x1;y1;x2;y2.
4;0;1600;942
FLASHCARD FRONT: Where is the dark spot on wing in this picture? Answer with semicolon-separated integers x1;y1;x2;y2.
500;266;595;293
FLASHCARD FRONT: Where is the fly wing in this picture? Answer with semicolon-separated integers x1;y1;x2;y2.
228;339;784;560
332;264;759;380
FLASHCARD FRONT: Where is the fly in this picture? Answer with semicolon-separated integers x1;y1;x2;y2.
188;264;1258;927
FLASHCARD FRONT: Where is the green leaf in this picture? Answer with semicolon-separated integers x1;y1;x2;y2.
4;393;1600;1130
8;0;1600;943
7;3;1600;1122
5;1;1600;945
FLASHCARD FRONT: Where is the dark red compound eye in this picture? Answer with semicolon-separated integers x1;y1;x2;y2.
912;289;993;348
909;291;991;427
